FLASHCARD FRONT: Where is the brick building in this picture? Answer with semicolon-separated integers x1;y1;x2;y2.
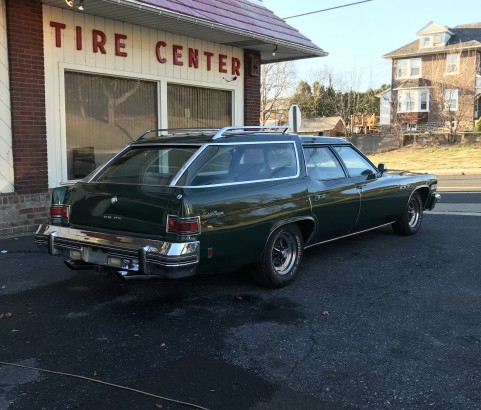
0;0;326;237
383;21;481;133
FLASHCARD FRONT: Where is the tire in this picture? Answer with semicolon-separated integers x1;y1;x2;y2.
253;224;304;288
392;191;423;235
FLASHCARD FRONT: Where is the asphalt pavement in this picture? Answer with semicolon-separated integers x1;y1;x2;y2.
434;174;481;216
0;180;480;410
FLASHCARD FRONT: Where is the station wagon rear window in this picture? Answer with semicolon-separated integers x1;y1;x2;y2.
95;146;198;185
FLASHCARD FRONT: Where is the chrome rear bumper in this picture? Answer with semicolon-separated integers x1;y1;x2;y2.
34;225;200;278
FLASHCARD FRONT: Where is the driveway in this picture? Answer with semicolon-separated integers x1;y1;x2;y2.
1;211;480;410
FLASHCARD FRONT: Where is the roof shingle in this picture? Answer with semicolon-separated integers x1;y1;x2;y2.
140;0;322;51
384;22;481;59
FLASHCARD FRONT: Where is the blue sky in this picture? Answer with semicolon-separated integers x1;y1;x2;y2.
262;0;481;91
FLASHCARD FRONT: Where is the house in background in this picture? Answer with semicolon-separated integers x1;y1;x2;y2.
383;21;481;133
297;116;344;136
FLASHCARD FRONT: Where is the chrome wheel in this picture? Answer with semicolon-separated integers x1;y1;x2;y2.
254;224;304;288
271;231;298;276
407;196;421;228
392;191;423;235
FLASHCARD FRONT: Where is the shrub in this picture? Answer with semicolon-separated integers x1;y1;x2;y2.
474;118;481;132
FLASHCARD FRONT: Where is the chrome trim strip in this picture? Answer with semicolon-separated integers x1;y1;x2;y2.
170;143;210;186
304;222;395;249
212;126;289;140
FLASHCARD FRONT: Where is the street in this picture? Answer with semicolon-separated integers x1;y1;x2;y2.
1;181;480;410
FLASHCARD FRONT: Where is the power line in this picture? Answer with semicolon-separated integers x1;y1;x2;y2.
283;0;374;20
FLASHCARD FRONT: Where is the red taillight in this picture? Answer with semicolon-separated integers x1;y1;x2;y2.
167;215;200;234
50;205;70;223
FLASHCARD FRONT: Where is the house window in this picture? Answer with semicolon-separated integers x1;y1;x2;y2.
397;89;429;113
420;33;445;48
396;58;421;79
167;84;232;128
446;54;460;74
64;72;158;180
444;89;459;111
410;59;421;76
421;37;431;48
433;34;443;47
420;91;428;110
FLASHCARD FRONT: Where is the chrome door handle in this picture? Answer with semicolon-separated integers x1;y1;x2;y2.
313;194;326;201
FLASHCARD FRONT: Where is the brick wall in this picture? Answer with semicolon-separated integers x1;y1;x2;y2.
0;191;50;237
6;0;48;194
244;50;261;126
2;0;49;238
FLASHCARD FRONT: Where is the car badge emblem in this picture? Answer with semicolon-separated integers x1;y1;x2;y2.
111;196;118;204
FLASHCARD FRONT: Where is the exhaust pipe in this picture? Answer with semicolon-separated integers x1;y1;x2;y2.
64;259;94;270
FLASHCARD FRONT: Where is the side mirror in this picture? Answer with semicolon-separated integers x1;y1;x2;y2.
378;163;387;175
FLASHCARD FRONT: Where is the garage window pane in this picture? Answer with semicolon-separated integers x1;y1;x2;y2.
168;84;232;128
65;72;157;180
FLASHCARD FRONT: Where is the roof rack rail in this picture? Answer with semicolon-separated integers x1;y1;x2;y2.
212;126;289;140
135;128;220;142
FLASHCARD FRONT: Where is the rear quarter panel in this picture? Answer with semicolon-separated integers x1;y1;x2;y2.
181;178;311;273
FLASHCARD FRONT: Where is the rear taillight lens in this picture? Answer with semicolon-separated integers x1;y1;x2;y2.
167;215;201;234
50;205;70;225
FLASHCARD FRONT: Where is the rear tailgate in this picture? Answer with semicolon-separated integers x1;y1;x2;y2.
67;182;180;236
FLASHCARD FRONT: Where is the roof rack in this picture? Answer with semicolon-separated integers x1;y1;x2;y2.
212;126;289;140
134;126;290;142
134;128;220;142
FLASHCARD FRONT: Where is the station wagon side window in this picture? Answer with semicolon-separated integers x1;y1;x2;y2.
182;142;298;186
303;146;346;180
333;146;377;177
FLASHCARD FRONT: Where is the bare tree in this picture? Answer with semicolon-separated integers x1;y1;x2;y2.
260;62;297;125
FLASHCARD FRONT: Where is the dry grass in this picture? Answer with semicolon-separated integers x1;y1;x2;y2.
367;143;481;174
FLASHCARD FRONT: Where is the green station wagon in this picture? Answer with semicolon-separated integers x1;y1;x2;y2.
35;127;440;287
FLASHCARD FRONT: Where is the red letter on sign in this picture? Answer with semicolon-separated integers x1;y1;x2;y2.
189;48;199;68
76;26;82;51
155;41;167;64
115;33;128;57
173;45;183;66
204;51;214;71
232;57;241;76
219;54;228;73
92;29;107;54
50;21;66;48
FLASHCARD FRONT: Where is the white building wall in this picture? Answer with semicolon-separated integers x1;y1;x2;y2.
0;0;14;193
43;5;245;187
379;89;391;126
